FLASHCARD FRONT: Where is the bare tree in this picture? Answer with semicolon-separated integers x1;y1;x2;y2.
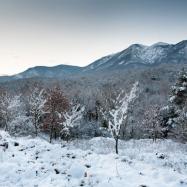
0;91;11;131
0;92;23;132
102;82;139;154
142;105;162;142
61;103;85;141
44;86;69;143
0;91;30;135
28;87;46;136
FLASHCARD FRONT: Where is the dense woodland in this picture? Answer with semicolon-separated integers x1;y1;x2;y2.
0;64;187;153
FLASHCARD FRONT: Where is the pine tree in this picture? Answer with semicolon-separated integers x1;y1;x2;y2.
161;69;187;141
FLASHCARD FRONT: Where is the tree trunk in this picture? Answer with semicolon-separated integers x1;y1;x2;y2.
4;123;8;132
34;122;38;137
54;130;57;140
4;117;8;131
50;125;53;143
34;116;38;136
115;137;119;154
35;128;38;137
153;131;157;142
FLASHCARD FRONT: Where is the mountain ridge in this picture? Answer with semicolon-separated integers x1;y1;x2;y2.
0;40;187;82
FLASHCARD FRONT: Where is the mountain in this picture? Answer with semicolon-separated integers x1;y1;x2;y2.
14;65;82;79
84;40;187;72
0;40;187;82
0;65;82;82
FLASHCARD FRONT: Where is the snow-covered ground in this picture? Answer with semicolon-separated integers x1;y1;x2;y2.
0;130;187;187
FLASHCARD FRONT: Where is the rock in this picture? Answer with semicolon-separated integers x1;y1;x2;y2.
139;172;144;176
14;142;19;146
157;154;166;159
85;164;91;168
54;169;60;174
180;180;187;185
0;142;8;149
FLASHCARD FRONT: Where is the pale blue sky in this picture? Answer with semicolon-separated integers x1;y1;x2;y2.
0;0;187;75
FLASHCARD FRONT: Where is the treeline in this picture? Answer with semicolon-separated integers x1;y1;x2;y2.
0;68;187;146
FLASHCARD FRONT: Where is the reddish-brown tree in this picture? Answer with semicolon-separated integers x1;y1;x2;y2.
43;86;69;143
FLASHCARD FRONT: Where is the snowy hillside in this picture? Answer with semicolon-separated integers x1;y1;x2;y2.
84;40;187;72
0;130;187;187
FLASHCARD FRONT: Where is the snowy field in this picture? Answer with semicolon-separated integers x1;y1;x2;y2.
0;131;187;187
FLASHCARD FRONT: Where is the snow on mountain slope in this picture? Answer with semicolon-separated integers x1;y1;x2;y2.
0;130;187;187
139;43;170;64
84;40;187;72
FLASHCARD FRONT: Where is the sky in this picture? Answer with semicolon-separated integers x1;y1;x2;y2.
0;0;187;75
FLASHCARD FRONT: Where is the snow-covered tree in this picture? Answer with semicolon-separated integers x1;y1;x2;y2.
0;91;30;135
60;104;85;141
102;82;139;154
28;88;46;136
161;69;187;141
0;91;11;131
0;92;22;132
142;105;163;142
44;86;69;143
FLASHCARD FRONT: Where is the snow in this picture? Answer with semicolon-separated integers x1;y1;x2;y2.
107;82;139;138
115;42;168;65
140;45;167;64
69;163;85;178
0;131;187;187
118;61;125;65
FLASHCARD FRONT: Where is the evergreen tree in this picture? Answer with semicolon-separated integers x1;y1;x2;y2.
161;69;187;141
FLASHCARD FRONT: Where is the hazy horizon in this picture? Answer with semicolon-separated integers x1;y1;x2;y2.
0;0;187;75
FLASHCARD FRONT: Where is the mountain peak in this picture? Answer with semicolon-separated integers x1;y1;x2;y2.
84;40;187;71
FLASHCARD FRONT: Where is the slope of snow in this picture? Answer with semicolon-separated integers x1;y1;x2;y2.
0;131;187;187
140;45;167;64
